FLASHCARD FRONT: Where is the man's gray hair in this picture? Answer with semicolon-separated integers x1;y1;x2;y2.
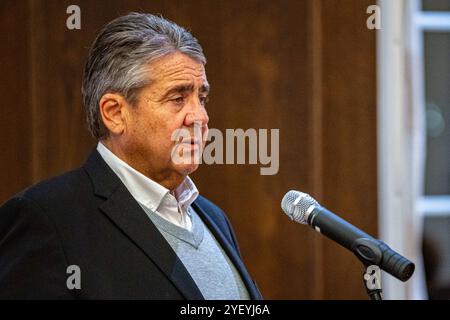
82;12;206;140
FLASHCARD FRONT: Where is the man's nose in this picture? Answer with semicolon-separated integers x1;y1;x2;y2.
184;98;209;126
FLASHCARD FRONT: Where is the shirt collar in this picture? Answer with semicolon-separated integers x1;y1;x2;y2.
96;142;199;211
173;175;199;212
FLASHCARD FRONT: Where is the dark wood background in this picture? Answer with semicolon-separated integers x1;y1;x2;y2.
0;0;377;299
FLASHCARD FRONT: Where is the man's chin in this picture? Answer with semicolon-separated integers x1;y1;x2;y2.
174;162;200;177
171;146;202;176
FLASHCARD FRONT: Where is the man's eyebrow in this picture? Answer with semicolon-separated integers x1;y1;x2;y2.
161;83;210;100
166;83;194;96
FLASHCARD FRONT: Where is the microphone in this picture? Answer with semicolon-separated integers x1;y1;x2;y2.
281;190;415;282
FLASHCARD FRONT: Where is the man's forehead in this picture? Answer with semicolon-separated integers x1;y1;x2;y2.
149;53;206;79
146;54;207;91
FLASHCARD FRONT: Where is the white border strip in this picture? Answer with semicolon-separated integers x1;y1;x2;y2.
418;196;450;216
415;12;450;30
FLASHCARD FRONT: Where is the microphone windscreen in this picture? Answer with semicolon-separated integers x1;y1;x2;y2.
281;190;318;224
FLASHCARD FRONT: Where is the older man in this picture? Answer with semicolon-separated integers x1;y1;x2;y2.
0;13;261;300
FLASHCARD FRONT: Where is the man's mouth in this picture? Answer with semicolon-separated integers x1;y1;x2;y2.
180;138;201;146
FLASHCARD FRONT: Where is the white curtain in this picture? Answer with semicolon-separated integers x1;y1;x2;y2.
377;0;428;300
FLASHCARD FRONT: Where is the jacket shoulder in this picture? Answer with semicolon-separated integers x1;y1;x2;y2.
8;167;92;209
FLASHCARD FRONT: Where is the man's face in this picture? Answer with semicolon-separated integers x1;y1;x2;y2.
122;52;209;186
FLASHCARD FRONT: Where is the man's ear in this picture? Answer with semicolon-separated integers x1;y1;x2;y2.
99;93;129;136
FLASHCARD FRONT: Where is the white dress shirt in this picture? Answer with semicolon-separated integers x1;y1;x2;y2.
97;142;198;231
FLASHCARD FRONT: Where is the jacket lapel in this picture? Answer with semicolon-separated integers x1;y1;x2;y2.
192;201;263;300
83;149;204;300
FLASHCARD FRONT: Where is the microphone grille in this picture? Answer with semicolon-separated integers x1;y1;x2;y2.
281;190;319;224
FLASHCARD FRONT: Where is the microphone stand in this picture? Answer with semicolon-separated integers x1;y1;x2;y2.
363;264;383;300
352;238;384;300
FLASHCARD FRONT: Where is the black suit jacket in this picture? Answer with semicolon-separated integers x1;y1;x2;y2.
0;150;262;299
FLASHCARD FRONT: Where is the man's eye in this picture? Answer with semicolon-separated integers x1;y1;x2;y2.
199;96;209;106
172;97;185;104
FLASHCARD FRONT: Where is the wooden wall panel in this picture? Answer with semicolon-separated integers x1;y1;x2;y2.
0;1;32;201
28;0;96;182
320;0;378;299
0;0;378;299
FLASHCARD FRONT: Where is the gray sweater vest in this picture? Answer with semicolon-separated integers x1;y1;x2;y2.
139;204;250;300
